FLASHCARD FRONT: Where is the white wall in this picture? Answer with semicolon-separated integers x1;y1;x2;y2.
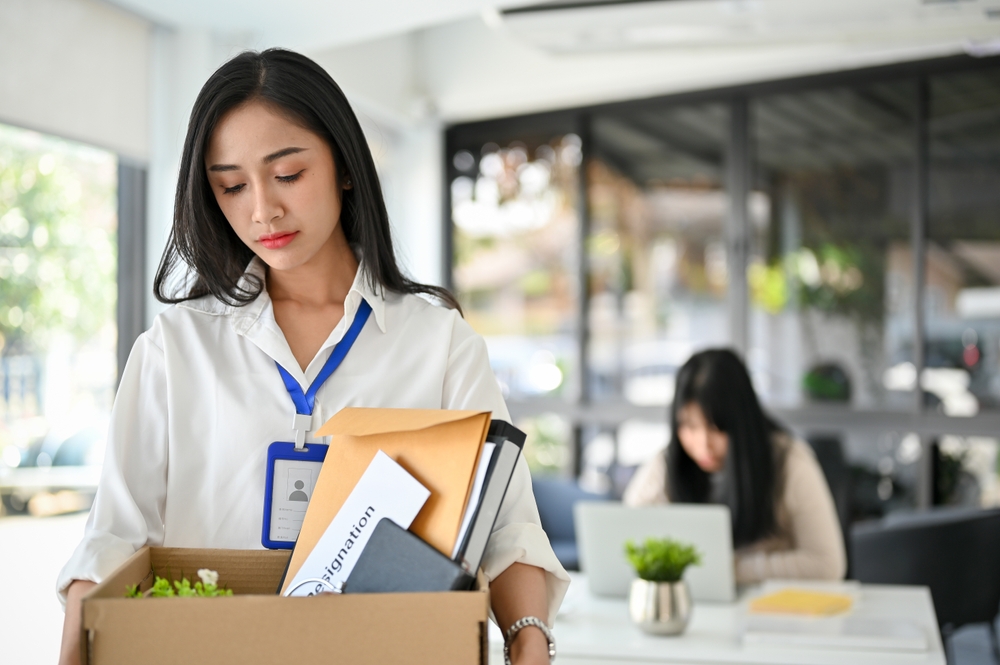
310;33;418;124
0;0;150;160
378;122;444;287
311;35;445;288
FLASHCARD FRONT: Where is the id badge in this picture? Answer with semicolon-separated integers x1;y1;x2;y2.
262;441;328;549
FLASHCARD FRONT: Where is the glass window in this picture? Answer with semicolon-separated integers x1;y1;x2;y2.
0;122;117;509
926;65;1000;416
832;430;923;520
930;435;1000;508
588;103;730;406
451;135;581;401
448;64;1000;507
748;82;917;411
517;413;573;476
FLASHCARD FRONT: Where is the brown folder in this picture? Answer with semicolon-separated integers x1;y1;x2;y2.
280;408;491;594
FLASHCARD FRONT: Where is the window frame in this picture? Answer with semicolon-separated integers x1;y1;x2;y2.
116;158;147;387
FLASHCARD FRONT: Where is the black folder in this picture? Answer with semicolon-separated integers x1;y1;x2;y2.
453;420;526;574
343;518;474;593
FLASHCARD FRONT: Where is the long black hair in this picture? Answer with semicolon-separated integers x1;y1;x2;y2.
153;48;460;310
666;348;782;547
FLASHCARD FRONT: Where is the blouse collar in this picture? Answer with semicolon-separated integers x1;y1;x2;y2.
180;255;387;385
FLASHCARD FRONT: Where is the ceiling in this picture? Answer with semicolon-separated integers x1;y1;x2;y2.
501;0;1000;53
103;0;1000;127
105;0;526;50
591;69;1000;188
107;0;1000;54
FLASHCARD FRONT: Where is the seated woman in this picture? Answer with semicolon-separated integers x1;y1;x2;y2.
623;349;846;584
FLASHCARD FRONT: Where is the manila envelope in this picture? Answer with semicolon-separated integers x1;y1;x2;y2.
281;408;491;594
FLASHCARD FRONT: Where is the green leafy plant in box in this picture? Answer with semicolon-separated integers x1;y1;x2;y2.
625;538;701;583
125;568;233;598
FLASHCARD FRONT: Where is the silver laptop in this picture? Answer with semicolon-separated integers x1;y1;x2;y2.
574;502;736;603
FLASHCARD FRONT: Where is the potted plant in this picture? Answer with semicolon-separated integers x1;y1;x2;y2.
624;537;701;635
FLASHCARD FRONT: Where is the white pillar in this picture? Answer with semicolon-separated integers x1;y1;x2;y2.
383;120;445;287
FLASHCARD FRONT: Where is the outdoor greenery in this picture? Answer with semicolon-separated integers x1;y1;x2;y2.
624;537;701;583
0;122;117;460
520;414;570;474
749;243;876;321
934;446;969;506
0;122;116;357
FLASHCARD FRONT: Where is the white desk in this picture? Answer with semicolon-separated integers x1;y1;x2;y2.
489;573;945;665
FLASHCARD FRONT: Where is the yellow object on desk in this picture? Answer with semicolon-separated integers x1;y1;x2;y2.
749;589;854;616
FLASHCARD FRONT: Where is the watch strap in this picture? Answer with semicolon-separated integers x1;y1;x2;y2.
503;616;555;664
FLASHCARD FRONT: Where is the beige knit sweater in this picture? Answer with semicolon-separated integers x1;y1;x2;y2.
622;434;847;584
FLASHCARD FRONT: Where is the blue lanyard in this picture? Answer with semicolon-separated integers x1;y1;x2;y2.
275;299;372;417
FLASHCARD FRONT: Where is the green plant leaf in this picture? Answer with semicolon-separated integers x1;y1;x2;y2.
149;577;175;597
174;578;196;597
624;537;701;583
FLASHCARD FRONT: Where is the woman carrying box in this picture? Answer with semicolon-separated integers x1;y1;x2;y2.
58;49;567;665
624;348;846;583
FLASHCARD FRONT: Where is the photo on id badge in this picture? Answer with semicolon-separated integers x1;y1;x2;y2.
270;458;322;542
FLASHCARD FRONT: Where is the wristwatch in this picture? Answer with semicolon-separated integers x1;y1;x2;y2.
504;616;556;664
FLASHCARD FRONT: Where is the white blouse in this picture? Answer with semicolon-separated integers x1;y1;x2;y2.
58;259;570;621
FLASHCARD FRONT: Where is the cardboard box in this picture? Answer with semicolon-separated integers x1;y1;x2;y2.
81;546;489;665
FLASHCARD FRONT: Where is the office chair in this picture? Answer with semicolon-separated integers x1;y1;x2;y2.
531;477;609;571
851;507;1000;664
805;437;851;551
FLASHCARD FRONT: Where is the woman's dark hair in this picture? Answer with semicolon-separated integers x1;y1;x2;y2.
666;348;782;547
153;48;460;310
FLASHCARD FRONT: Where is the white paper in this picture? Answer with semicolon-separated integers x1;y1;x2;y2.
285;450;430;596
451;442;495;558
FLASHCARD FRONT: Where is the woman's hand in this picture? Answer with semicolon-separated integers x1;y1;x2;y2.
59;579;97;665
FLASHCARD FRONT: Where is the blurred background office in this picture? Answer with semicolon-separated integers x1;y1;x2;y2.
1;1;1000;663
